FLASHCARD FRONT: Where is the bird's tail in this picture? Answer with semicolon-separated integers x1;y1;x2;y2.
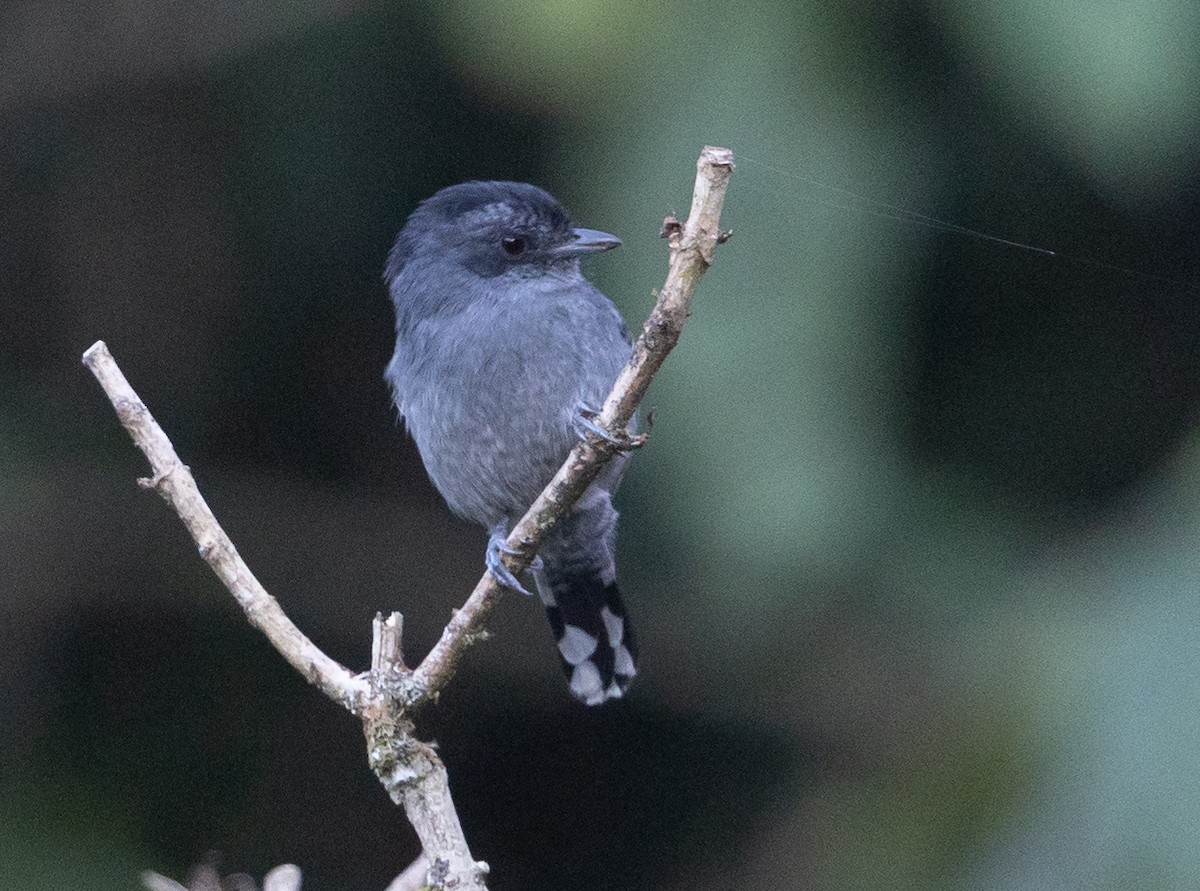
532;500;637;705
535;565;637;705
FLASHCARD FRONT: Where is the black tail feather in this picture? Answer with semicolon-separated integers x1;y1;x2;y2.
538;570;637;705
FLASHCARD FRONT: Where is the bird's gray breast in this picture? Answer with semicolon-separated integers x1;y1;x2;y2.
388;274;630;527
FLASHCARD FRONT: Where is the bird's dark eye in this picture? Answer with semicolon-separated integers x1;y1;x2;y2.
501;236;527;256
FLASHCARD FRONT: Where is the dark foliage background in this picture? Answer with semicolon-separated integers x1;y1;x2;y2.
4;2;1200;889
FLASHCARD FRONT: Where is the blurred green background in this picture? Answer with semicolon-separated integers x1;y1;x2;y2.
3;1;1200;888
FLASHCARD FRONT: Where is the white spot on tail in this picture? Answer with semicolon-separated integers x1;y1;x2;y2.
600;606;624;646
558;624;598;666
570;661;605;705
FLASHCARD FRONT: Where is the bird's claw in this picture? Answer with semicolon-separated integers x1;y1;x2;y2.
486;530;536;596
572;405;645;451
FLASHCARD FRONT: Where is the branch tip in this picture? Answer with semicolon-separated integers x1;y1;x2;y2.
700;145;735;169
81;339;110;367
372;611;407;673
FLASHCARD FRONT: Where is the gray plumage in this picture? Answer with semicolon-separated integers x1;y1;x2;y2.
384;181;637;704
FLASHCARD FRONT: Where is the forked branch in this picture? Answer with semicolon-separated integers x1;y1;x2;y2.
83;146;734;890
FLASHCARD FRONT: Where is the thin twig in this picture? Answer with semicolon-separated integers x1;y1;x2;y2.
82;341;370;710
411;145;734;700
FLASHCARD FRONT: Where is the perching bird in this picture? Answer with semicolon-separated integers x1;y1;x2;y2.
384;181;637;705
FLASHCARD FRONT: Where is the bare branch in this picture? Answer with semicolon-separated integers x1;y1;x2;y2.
386;855;431;891
82;341;369;710
373;611;407;673
84;340;488;888
363;696;487;889
263;865;303;891
411;146;735;700
141;871;188;891
84;146;734;891
141;862;302;891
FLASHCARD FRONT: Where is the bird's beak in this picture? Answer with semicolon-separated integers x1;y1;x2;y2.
555;227;622;256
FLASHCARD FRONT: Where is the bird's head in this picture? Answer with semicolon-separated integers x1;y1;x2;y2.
385;181;620;284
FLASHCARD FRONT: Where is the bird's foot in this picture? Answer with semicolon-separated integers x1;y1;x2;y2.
486;529;537;596
572;404;646;451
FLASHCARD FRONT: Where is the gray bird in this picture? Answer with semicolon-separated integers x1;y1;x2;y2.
384;181;637;705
